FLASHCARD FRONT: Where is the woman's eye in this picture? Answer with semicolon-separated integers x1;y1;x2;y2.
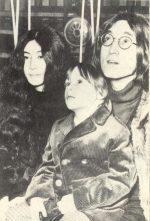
38;55;43;59
77;79;82;84
24;56;29;60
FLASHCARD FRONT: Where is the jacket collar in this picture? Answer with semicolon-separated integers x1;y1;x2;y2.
132;90;148;128
59;105;111;147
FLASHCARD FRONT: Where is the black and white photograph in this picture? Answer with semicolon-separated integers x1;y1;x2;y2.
0;0;149;221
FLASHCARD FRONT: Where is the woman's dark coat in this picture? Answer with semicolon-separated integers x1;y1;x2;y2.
0;90;67;199
26;105;137;221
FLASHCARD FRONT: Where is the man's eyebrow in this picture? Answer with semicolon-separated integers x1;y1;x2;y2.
108;30;134;37
106;30;111;33
123;31;134;37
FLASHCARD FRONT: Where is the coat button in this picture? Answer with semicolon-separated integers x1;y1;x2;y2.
81;159;88;165
55;179;62;187
61;159;71;166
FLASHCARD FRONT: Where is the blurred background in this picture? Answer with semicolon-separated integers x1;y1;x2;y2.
0;0;149;69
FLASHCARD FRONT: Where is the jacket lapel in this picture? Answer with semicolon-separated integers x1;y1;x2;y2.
61;105;111;146
58;113;74;138
63;117;96;145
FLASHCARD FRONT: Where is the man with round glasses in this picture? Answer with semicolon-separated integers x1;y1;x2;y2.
100;19;137;81
92;12;149;221
101;33;137;50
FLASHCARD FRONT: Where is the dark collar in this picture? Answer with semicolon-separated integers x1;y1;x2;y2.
108;80;142;103
92;105;111;125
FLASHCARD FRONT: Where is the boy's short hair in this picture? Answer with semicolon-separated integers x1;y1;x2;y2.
67;62;108;100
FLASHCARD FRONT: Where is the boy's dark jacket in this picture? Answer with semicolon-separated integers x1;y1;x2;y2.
26;105;137;221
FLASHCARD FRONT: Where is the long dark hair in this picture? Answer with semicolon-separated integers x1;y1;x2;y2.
92;12;149;91
0;25;72;103
0;26;73;197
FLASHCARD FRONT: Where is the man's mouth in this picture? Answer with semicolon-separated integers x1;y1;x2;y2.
107;60;119;64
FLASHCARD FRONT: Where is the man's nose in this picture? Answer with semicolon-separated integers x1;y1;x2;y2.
109;39;119;54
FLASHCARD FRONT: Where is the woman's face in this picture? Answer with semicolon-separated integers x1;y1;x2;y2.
24;40;46;87
100;20;137;80
65;67;98;112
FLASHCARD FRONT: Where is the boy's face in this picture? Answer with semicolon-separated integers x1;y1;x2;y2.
65;66;98;112
24;40;46;87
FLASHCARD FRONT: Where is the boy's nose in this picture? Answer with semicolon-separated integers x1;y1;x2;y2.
68;84;73;91
67;82;76;90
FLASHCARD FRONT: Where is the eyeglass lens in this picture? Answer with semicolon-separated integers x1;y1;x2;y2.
101;33;134;49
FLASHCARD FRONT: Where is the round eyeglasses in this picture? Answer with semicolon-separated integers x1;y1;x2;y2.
101;33;137;50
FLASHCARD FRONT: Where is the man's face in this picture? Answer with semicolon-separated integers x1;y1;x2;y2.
100;20;137;80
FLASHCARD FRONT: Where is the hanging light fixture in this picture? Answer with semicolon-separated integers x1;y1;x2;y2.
10;0;20;48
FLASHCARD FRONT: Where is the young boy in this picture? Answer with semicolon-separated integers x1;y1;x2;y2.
6;63;137;221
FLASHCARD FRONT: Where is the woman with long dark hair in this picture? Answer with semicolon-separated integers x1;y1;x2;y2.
0;25;72;199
